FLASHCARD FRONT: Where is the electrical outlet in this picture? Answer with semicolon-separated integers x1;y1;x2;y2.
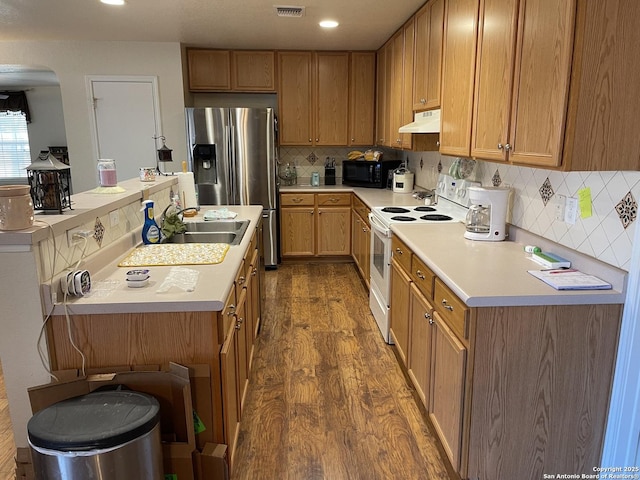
555;195;566;221
66;228;92;247
109;209;119;227
565;197;579;225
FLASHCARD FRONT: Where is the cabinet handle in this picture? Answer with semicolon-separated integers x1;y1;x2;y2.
351;138;355;142
309;138;312;142
441;299;454;311
310;210;314;214
436;140;440;147
251;268;257;276
238;276;246;285
227;304;236;315
395;247;403;255
315;138;319;142
235;321;241;330
421;98;426;104
425;312;433;324
238;317;244;324
329;197;339;203
505;143;511;151
498;143;504;150
291;197;303;203
362;227;367;232
416;269;425;280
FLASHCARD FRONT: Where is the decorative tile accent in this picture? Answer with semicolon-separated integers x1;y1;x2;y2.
492;169;502;187
437;159;442;173
93;217;105;247
307;152;318;165
615;191;638;229
420;157;424;170
539;177;554;206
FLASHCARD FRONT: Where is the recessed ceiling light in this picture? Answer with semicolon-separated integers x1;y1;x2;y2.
319;20;339;28
101;0;126;5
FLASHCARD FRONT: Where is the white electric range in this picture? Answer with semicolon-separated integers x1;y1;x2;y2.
368;175;479;343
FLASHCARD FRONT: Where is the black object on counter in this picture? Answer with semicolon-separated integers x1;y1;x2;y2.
325;167;336;185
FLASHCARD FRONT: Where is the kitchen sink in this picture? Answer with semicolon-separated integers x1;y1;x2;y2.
165;219;250;246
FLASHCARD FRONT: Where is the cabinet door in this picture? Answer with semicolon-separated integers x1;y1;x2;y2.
315;52;350;145
408;284;434;408
349;52;376;146
376;46;388;146
389;31;404;148
470;0;519;162
430;310;466;472
221;323;240;461
425;0;445;109
440;0;479;156
245;248;259;372
277;52;313;145
317;207;351;255
232;51;276;91
280;206;315;256
390;258;412;366
401;18;415;149
507;0;574;167
187;49;231;91
235;288;249;416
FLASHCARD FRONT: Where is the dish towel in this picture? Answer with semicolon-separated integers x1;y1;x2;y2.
203;208;238;220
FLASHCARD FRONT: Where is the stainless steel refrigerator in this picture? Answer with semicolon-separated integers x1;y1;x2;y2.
185;107;279;268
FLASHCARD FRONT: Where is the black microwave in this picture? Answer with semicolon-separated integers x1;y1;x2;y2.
342;160;402;188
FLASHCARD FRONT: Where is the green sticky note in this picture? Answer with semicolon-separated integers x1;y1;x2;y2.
165;475;178;480
193;409;206;435
578;187;592;219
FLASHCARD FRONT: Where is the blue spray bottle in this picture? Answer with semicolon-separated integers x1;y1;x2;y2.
141;200;161;244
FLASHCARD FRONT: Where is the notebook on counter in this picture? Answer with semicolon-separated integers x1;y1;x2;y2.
527;269;612;290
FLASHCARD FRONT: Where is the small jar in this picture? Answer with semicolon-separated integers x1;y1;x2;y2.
97;159;118;187
139;167;156;182
0;185;34;231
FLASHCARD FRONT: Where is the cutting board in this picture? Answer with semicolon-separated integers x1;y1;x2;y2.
118;243;230;267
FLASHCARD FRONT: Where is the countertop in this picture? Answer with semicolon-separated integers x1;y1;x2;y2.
279;184;429;208
392;222;626;307
48;205;263;315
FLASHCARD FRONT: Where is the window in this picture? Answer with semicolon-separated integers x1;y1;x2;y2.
0;111;30;179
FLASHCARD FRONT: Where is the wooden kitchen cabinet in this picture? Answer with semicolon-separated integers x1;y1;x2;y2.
408;283;434;408
413;0;445;111
280;192;351;257
277;51;352;146
400;18;415;150
349;52;376;146
187;49;275;92
389;257;412;366
375;46;388;146
351;195;371;287
439;0;479;157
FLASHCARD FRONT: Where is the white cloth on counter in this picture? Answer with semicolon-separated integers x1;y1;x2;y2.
203;208;238;220
157;266;199;293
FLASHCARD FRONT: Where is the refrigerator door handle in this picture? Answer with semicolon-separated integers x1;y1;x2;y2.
227;124;236;203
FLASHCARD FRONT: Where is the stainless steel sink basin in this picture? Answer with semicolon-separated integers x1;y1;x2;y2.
166;219;250;246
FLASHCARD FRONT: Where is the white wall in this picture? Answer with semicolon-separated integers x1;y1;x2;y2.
0;40;188;193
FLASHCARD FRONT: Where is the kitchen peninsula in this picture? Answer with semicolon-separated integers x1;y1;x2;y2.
0;175;264;473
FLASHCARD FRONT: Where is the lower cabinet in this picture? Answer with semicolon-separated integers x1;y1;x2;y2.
351;197;371;287
388;233;622;479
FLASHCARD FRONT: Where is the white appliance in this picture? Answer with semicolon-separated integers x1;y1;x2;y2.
368;175;473;343
464;186;511;242
398;109;441;133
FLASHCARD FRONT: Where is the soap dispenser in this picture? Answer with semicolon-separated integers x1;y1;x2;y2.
141;200;161;244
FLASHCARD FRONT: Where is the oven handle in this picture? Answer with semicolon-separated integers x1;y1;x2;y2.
369;212;392;238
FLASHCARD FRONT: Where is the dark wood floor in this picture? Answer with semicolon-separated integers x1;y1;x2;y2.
232;263;451;480
0;362;15;480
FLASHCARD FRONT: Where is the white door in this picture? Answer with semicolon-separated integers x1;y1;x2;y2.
87;76;162;184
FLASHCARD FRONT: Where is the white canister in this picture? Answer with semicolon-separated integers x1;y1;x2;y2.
140;167;156;182
0;185;34;231
392;172;414;193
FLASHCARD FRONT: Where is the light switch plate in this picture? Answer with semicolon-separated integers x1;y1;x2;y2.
555;195;566;221
565;197;578;225
109;209;119;227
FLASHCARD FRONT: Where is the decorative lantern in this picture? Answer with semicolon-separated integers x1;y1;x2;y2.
26;151;72;214
154;135;173;175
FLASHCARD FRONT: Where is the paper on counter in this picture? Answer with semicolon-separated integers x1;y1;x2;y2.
157;266;200;293
203;208;238;220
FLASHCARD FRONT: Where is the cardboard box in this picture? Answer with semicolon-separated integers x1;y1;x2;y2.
196;443;229;480
163;443;196;480
188;364;214;450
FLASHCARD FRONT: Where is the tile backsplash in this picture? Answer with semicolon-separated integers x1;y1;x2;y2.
406;150;639;272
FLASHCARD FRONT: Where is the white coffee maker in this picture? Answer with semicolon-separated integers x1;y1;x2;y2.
464;186;511;241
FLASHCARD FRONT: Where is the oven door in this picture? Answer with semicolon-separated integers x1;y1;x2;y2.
369;213;392;303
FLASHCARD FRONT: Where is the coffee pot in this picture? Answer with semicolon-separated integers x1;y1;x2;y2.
464;186;511;241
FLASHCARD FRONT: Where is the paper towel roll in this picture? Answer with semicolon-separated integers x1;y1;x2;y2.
177;172;198;209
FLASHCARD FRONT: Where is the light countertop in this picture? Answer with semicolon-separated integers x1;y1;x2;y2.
392;222;626;307
47;205;263;315
279;184;429;208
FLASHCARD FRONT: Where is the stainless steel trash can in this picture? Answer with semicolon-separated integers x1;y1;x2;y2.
28;390;163;480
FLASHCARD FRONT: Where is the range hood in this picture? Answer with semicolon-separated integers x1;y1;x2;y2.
398;109;440;134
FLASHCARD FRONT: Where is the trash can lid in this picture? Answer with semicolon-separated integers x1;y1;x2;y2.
27;390;160;451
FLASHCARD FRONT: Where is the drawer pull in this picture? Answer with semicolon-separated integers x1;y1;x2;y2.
227;304;236;315
416;269;426;280
292;197;303;203
329;197;339;203
441;299;454;311
425;312;433;324
251;268;258;276
395;248;403;255
235;322;241;330
238;276;246;285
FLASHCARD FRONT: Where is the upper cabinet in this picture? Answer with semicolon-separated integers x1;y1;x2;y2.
441;0;640;170
413;0;445;111
278;51;375;147
187;49;276;92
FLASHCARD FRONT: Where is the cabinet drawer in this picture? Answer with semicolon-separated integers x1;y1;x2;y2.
352;195;370;225
391;236;412;273
411;255;435;298
280;193;315;206
433;278;469;342
221;288;237;338
235;259;247;300
317;193;351;206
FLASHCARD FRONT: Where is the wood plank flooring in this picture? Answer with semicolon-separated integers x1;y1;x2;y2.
0;361;16;480
232;263;451;480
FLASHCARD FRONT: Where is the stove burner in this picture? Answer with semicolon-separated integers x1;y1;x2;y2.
414;206;436;212
390;216;417;222
420;214;453;221
382;207;411;214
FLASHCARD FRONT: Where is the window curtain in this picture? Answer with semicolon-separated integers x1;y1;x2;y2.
0;91;31;123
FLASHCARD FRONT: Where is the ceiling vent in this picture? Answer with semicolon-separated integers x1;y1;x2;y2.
274;5;305;17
